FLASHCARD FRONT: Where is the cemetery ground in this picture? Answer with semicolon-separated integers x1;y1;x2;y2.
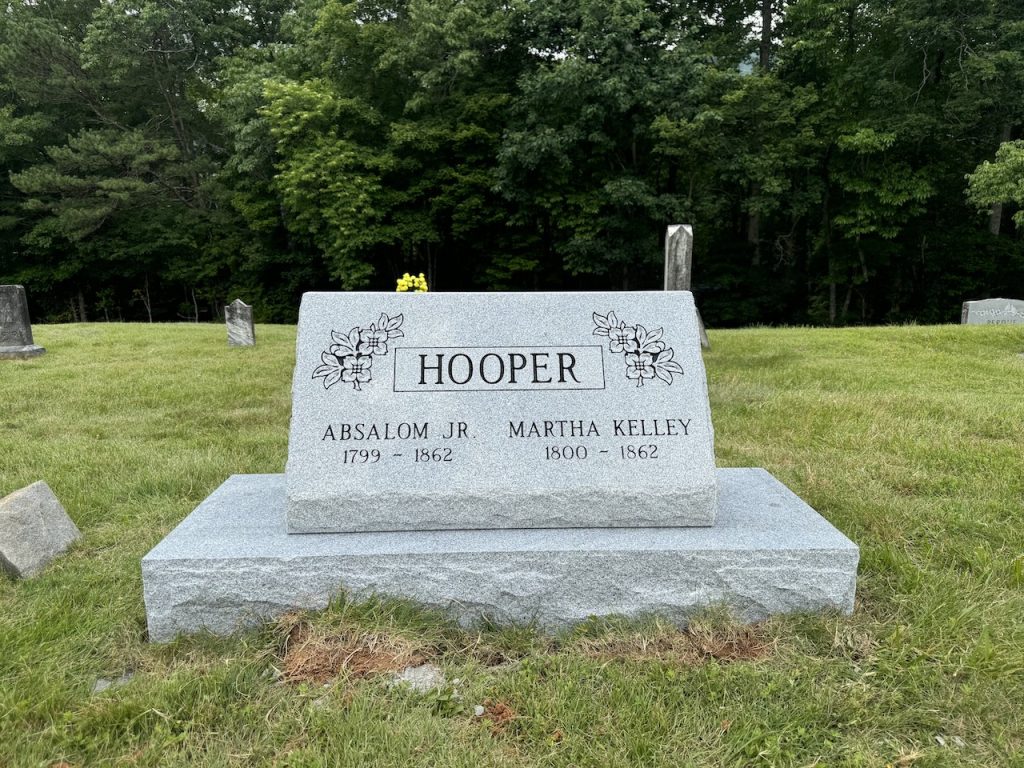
1;323;1022;767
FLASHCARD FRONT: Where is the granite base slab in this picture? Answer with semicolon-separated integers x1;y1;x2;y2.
142;469;859;642
0;344;45;359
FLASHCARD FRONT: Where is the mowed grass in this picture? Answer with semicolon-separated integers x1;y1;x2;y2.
1;322;1023;767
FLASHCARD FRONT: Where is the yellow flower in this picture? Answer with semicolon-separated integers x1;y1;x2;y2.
396;270;429;292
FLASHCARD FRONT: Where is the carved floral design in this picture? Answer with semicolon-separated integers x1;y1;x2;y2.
593;311;683;387
312;313;404;390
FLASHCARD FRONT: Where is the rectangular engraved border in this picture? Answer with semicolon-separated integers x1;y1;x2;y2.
392;345;607;393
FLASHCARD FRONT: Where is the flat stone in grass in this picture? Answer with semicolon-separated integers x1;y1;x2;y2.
287;291;717;533
225;299;256;347
961;298;1024;325
142;470;859;642
0;482;81;578
392;664;446;693
0;285;45;360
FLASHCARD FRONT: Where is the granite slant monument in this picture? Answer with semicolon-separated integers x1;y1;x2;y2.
142;291;859;642
961;298;1024;325
0;481;81;578
287;292;717;532
0;285;45;360
664;226;710;349
225;299;256;347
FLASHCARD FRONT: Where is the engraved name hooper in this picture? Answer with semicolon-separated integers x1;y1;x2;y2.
312;310;683;392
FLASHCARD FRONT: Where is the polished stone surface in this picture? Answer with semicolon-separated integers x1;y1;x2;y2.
287;291;717;532
143;469;859;642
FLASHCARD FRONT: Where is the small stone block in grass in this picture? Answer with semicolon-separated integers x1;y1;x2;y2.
0;481;81;578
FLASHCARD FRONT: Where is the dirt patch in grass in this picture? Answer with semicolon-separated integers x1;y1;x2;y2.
467;642;542;668
279;616;428;685
480;698;518;735
578;622;773;665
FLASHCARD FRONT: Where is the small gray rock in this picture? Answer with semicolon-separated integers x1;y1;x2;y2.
0;481;80;578
92;673;133;694
474;704;486;717
392;663;445;693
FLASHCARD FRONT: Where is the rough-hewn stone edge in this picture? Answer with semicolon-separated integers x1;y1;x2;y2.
284;484;720;533
143;470;858;642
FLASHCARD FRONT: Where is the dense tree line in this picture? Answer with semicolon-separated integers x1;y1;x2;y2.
1;0;1022;325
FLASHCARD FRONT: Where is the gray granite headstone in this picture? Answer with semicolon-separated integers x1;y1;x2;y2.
0;481;81;578
286;291;717;533
225;299;256;347
141;289;860;642
961;298;1024;325
664;226;710;349
0;285;45;360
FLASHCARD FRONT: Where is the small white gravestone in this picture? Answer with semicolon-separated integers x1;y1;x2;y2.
0;482;80;578
961;298;1024;325
664;226;710;349
0;285;45;360
286;292;717;533
225;299;256;347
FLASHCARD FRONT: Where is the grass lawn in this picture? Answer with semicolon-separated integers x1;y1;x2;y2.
1;322;1023;767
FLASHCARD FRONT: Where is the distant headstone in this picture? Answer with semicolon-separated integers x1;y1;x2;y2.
664;225;693;291
287;292;718;532
961;298;1024;325
0;481;81;578
0;285;45;360
664;226;710;349
225;299;256;347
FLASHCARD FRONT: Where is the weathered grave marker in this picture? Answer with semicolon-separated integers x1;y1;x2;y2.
0;285;45;360
664;226;710;349
0;482;80;578
961;298;1024;325
143;290;858;642
287;292;717;532
225;299;256;346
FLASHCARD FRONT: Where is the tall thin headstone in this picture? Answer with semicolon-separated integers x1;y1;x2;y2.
664;226;710;349
225;299;256;347
0;285;45;360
